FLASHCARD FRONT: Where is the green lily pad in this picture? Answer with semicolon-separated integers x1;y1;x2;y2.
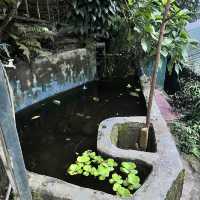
120;162;137;174
67;164;83;175
77;155;90;163
127;173;141;189
109;173;123;184
106;159;118;167
113;184;131;197
83;165;92;172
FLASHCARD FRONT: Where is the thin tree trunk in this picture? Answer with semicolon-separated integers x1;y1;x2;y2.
0;0;22;32
139;0;172;151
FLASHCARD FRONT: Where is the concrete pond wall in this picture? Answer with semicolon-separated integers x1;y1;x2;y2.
0;45;96;198
6;47;96;111
23;75;184;200
0;45;184;200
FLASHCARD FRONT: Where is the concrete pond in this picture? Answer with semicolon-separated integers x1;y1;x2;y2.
0;47;184;199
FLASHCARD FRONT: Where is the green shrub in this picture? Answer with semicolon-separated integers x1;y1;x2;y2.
171;120;200;159
109;0;198;73
171;70;200;159
67;0;121;36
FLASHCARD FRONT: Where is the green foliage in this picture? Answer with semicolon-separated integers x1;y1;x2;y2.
113;183;131;197
177;0;199;17
171;69;200;159
67;150;141;197
120;162;138;174
126;173;141;189
109;173;123;184
67;0;121;36
6;23;55;61
110;0;198;74
68;163;83;175
0;0;16;7
171;120;200;159
172;74;200;115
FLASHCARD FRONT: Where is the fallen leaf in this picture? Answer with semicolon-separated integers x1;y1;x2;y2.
53;100;61;105
129;92;139;97
31;115;40;120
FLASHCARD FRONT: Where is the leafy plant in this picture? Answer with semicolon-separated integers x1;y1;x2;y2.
77;154;90;163
67;0;121;36
109;0;198;74
120;162;138;174
6;23;55;61
67;150;141;197
113;183;131;197
109;173;123;184
170;69;200;159
124;173;141;190
68;163;84;175
171;120;200;159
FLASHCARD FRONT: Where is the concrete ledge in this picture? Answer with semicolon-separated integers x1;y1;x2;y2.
26;74;184;200
96;75;184;200
28;172;120;200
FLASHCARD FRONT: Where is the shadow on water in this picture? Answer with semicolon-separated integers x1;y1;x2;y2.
16;76;147;194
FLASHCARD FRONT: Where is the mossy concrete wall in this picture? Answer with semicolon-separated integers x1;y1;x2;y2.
6;47;96;111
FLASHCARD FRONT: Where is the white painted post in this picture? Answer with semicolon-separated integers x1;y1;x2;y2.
0;63;32;200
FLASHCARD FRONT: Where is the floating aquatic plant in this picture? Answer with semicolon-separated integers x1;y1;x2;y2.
67;150;141;197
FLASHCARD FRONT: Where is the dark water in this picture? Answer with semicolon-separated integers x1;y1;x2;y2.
16;77;148;194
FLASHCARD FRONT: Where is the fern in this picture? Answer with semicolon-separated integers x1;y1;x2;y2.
7;23;55;61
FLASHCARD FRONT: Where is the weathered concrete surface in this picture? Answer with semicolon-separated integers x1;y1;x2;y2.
180;154;200;200
6;47;96;111
97;117;184;200
28;172;120;200
96;74;184;200
23;74;184;200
